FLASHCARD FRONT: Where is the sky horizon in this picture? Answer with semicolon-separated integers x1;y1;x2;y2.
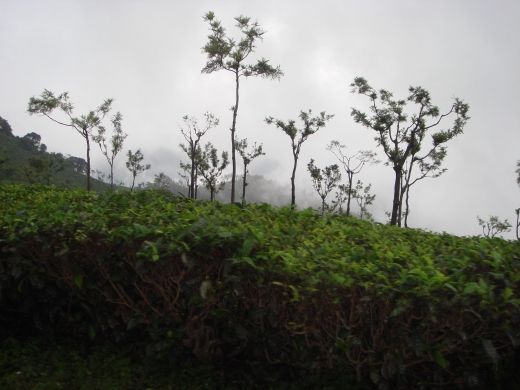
1;0;519;239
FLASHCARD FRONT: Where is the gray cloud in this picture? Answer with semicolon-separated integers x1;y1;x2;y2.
1;0;519;239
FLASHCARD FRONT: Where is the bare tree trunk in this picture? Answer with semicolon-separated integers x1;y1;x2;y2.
346;172;353;217
516;209;519;240
291;155;298;207
404;185;412;228
242;162;247;200
110;162;114;191
193;163;199;199
403;162;415;228
131;174;136;191
85;131;91;191
390;165;402;226
190;148;196;199
230;72;240;204
397;171;404;227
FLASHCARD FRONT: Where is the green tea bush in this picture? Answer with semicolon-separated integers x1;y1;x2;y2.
1;184;519;388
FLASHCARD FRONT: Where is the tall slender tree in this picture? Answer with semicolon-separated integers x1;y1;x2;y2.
234;137;265;200
198;142;229;201
265;110;334;207
201;11;283;204
27;89;113;191
327;140;379;217
307;159;341;215
126;149;151;191
350;77;469;226
178;112;219;198
515;160;520;240
92;112;128;191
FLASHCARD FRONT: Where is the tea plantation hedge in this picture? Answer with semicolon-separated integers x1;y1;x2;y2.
1;185;519;388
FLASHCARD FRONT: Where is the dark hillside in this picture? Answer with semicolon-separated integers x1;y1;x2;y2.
0;117;113;192
0;116;14;136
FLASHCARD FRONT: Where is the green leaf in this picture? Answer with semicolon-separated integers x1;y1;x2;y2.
370;367;380;384
54;246;69;257
87;325;96;340
410;331;423;357
234;323;247;340
241;238;255;256
444;283;458;293
433;350;447;368
463;283;479;294
72;265;82;289
181;253;195;270
502;288;513;301
243;256;258;269
492;360;504;380
289;285;300;302
127;315;141;330
482;338;499;361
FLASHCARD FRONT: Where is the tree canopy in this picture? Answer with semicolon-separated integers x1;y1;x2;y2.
350;77;469;226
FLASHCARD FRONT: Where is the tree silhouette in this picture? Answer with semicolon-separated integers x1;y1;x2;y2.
327;140;379;217
235;137;265;200
265;110;334;207
126;149;151;191
202;11;283;204
178;113;219;199
351;77;469;226
92;112;127;191
27;90;113;191
307;159;341;215
198;142;229;201
477;216;511;238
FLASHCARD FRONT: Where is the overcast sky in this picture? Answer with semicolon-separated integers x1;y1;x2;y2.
1;0;519;239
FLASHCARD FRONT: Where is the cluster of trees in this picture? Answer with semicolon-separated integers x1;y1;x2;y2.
27;91;151;191
197;12;473;226
20;11;518;239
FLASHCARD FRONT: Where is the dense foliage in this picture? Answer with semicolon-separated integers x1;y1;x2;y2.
1;185;519;388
